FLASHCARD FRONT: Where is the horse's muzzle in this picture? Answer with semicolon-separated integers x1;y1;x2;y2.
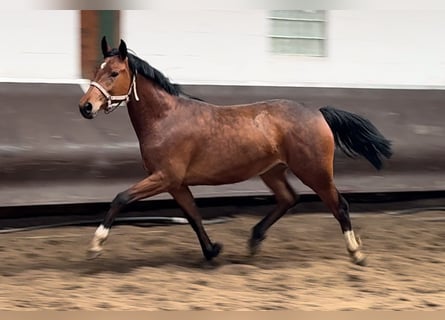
79;102;95;119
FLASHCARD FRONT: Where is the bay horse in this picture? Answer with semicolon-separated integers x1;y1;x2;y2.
79;37;392;266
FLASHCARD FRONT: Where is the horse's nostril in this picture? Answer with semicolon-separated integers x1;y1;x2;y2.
79;102;94;119
84;102;93;113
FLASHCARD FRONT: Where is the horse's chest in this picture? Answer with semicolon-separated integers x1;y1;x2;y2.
138;139;172;169
138;131;194;170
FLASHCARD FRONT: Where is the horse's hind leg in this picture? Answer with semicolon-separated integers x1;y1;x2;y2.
249;164;299;255
306;177;367;266
169;186;222;261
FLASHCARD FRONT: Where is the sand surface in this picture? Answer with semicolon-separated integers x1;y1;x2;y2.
0;212;444;310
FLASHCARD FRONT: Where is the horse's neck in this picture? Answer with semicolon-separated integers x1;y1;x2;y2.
126;77;176;138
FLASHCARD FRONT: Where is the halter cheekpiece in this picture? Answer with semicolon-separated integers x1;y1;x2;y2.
90;74;140;114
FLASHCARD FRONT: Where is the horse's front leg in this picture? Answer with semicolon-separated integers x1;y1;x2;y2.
87;172;169;259
169;186;222;261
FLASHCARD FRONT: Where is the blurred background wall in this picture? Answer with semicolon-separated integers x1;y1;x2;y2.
1;10;444;206
0;10;79;80
1;10;444;88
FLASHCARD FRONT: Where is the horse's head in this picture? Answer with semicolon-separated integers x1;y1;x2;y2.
79;37;135;119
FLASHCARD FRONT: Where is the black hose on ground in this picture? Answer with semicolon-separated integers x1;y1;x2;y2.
1;206;444;235
0;216;232;234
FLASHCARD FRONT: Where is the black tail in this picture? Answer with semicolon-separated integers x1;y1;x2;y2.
319;106;393;170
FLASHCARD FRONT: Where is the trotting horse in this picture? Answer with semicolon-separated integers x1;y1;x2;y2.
79;37;392;266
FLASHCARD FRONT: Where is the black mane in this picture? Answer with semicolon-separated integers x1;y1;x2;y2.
105;48;188;98
128;53;183;96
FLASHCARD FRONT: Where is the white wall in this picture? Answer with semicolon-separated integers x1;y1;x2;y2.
324;10;445;88
122;10;445;88
0;10;80;82
121;10;267;85
1;10;444;87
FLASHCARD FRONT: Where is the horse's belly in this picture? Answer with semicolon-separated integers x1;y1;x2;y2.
183;113;286;185
184;151;283;185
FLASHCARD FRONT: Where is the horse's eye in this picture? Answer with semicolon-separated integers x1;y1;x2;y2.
110;71;119;77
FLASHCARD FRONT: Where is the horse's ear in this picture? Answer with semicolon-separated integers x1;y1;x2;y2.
101;36;111;57
118;39;127;60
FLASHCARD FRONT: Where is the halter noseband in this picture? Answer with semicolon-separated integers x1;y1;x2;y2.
89;74;140;114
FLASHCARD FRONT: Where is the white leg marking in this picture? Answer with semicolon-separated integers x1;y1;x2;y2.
344;230;360;252
90;224;109;252
95;224;109;239
344;230;367;265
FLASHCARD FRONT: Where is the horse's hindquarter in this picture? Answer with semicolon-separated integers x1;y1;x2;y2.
182;101;295;185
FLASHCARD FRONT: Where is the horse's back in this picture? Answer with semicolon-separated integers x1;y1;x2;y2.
177;98;331;185
215;98;314;116
220;98;335;173
216;98;326;138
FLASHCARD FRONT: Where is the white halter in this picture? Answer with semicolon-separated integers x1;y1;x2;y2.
90;74;140;114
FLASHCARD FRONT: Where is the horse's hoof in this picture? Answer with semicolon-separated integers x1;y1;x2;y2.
204;242;223;260
248;238;260;256
86;249;103;260
351;251;368;266
248;235;265;256
212;242;223;258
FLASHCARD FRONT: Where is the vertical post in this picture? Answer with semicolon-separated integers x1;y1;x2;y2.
80;10;120;79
